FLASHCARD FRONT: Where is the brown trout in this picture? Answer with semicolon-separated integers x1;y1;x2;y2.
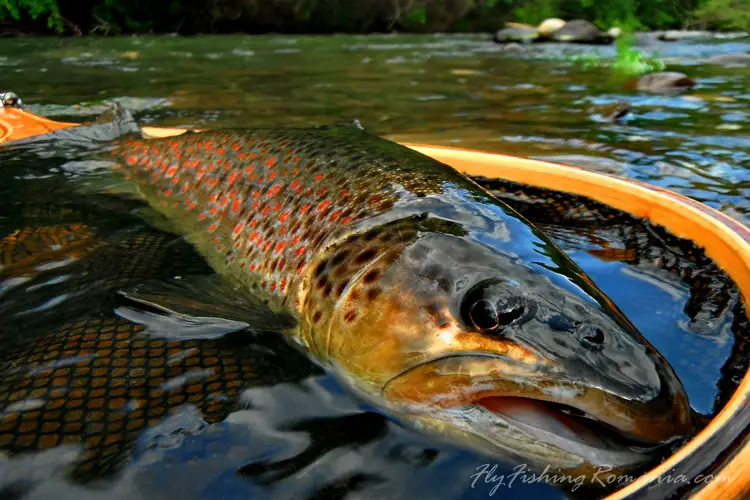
5;111;695;481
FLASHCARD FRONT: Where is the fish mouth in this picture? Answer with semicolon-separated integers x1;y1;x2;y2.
382;355;693;463
473;396;658;451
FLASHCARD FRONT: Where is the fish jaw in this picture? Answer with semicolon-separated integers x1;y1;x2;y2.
382;353;692;447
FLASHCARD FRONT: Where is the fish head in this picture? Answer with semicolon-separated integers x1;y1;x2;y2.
319;223;693;477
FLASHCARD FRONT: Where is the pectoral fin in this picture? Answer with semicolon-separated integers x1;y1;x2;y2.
115;275;296;340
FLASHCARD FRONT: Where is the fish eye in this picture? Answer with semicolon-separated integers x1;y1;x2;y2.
470;300;500;331
461;282;527;334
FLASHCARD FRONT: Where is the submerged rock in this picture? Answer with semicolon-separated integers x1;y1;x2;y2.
706;53;750;68
494;26;539;43
590;102;631;122
658;30;715;42
551;19;614;44
632;72;696;94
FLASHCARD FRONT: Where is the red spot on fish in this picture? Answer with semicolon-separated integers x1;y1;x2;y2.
318;200;331;212
290;180;299;190
249;232;259;242
228;171;239;185
263;207;270;217
250;219;258;228
253;201;259;210
188;202;197;210
280;278;287;291
232;198;242;212
268;185;281;197
279;226;287;235
182;183;190;193
340;189;350;197
145;163;153;171
297;263;306;274
264;241;272;252
245;166;255;174
273;202;282;212
269;171;276;180
314;174;324;182
234;223;244;236
330;210;342;222
210;207;218;216
164;189;172;197
267;157;277;167
221;198;229;208
371;196;380;203
293;156;300;163
300;204;311;215
291;236;300;246
275;242;286;254
270;281;276;292
294;246;306;257
213;238;220;244
279;212;290;222
166;167;178;177
209;224;217;232
172;177;179;185
127;156;137;165
249;264;256;271
342;217;353;225
253;191;260;200
217;148;225;155
199;213;207;220
209;194;218;203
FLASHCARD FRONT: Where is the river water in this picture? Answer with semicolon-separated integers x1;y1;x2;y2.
0;34;748;499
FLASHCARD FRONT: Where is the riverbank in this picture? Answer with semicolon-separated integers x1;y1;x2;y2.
1;0;749;36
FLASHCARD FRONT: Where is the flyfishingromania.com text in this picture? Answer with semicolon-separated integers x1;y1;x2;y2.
469;463;733;495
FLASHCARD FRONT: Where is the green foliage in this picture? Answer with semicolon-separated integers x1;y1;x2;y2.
0;0;62;31
567;35;665;78
512;0;559;25
0;0;745;34
401;6;428;26
611;35;665;76
694;0;750;31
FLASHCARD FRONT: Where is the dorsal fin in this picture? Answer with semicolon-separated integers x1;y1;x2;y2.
319;118;365;131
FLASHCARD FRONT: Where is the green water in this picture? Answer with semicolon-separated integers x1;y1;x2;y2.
1;34;748;222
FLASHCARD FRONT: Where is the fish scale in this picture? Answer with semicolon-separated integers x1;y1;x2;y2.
110;126;465;355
